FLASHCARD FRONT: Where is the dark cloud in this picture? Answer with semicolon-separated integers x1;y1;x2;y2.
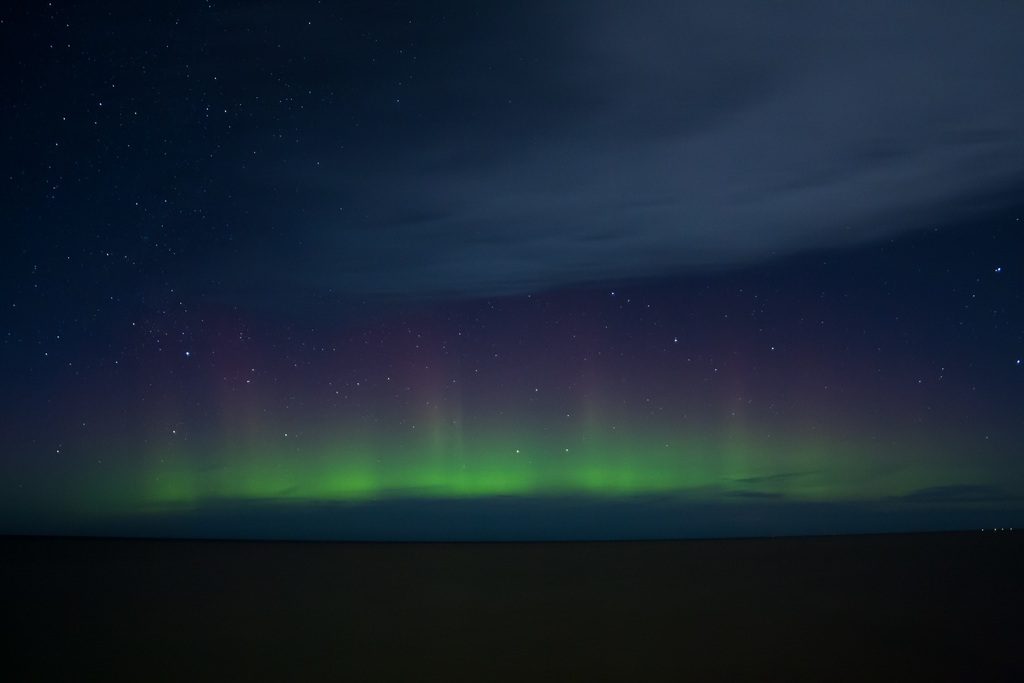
724;490;785;500
211;0;1024;299
896;485;1022;505
732;472;815;486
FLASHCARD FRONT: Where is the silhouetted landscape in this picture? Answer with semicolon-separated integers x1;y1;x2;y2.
4;531;1022;681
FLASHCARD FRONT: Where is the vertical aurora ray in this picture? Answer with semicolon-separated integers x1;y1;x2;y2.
4;238;1022;538
40;417;993;522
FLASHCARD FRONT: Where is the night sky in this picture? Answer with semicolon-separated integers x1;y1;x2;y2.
3;1;1023;540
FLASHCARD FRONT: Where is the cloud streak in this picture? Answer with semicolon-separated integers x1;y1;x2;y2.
221;1;1024;299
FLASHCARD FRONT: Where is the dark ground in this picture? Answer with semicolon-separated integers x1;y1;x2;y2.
2;532;1022;681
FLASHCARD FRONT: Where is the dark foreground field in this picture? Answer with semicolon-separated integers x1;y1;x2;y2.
2;532;1022;681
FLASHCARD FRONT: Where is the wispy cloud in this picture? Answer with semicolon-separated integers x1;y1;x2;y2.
220;1;1024;299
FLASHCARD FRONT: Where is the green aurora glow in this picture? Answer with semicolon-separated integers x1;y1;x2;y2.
58;422;985;519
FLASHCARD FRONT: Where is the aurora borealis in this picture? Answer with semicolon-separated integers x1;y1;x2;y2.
6;237;1022;539
4;1;1024;539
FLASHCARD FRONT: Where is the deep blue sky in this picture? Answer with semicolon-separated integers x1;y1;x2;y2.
3;1;1023;539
